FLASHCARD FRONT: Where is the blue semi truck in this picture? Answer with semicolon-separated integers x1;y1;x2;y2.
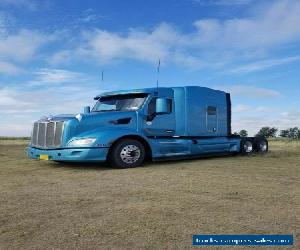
28;86;268;168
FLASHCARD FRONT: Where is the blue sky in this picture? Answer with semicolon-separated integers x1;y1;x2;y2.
0;0;300;136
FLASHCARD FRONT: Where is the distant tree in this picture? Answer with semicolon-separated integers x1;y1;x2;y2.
256;127;278;138
280;129;289;138
280;127;300;139
239;129;248;137
288;127;299;139
269;127;278;137
233;132;239;135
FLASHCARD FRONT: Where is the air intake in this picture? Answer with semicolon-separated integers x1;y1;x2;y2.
31;121;64;148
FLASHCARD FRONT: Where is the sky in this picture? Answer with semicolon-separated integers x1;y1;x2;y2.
0;0;300;136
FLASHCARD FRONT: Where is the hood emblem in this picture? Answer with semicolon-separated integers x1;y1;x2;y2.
75;114;83;122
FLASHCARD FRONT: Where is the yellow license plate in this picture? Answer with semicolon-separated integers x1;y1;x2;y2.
39;154;49;160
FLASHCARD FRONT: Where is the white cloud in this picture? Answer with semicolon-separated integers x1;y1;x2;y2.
280;110;300;121
74;23;204;68
0;88;21;106
0;84;103;136
0;60;23;75
193;0;253;6
29;68;85;85
218;85;280;98
232;114;269;135
0;29;50;62
0;23;56;76
232;109;300;136
255;106;273;112
48;23;204;68
0;122;34;137
0;15;6;35
48;50;73;65
49;0;300;71
233;104;274;113
79;8;105;23
0;0;38;10
193;0;300;50
78;23;188;65
232;104;300;135
0;19;56;75
229;56;300;73
232;104;252;112
1;0;300;136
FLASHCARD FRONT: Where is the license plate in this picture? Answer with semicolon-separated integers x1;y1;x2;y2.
39;154;49;160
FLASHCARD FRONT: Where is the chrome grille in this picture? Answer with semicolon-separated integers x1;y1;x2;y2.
31;121;64;148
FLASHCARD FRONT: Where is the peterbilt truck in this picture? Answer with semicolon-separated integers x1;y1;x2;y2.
28;86;268;168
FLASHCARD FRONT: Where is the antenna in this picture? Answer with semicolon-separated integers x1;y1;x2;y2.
101;70;104;83
156;59;160;92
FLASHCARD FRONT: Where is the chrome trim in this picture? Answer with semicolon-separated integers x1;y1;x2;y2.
53;121;57;146
44;122;47;147
30;121;64;149
120;144;141;164
158;141;181;144
164;152;190;156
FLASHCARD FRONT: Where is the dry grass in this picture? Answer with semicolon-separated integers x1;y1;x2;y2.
0;140;299;249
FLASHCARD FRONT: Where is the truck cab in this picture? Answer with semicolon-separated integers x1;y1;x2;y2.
28;86;268;168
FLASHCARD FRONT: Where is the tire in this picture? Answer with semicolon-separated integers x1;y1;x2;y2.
240;139;254;155
108;139;145;168
254;137;268;153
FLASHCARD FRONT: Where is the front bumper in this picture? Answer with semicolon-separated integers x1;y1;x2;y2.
27;146;109;162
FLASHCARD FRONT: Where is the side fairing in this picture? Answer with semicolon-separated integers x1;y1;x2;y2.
173;86;229;137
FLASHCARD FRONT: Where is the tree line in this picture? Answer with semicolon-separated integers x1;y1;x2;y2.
233;127;300;139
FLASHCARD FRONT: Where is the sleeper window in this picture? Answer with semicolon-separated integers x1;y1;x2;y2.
207;106;217;115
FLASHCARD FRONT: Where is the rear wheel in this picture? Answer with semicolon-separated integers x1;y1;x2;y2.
108;139;145;168
254;137;268;153
240;139;254;155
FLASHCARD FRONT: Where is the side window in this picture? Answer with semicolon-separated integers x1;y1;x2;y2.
166;99;172;113
207;106;217;115
148;98;157;115
148;98;173;114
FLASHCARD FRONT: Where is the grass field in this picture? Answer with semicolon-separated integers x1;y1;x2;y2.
0;139;299;249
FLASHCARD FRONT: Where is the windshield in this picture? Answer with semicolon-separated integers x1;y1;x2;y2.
92;93;148;112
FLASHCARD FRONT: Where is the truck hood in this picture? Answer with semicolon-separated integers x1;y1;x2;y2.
60;111;138;141
43;111;135;122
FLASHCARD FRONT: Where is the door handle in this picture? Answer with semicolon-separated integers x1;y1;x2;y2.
165;130;174;133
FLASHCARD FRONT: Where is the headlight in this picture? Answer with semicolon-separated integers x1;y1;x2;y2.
68;138;96;146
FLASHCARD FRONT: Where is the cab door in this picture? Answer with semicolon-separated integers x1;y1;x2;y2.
143;90;176;137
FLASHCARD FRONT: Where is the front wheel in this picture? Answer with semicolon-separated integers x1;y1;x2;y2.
108;139;145;168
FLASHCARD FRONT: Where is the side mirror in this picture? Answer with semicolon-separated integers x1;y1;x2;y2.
155;98;168;114
83;106;90;114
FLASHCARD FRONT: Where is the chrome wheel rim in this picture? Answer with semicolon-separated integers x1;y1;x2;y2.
120;145;141;164
259;141;267;152
243;141;253;153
